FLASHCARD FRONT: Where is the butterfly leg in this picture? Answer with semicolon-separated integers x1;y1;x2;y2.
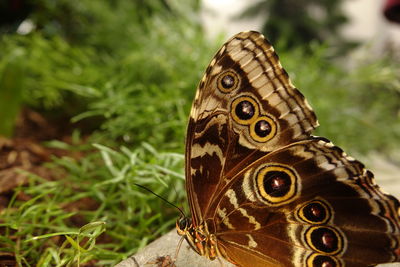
172;236;185;264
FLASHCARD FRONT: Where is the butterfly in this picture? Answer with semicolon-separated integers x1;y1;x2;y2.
175;31;400;267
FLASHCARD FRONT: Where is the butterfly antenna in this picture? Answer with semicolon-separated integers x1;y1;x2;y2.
134;183;186;217
171;182;188;215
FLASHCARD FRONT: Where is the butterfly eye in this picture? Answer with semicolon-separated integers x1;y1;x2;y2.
176;217;191;234
297;200;331;224
255;164;299;206
306;254;341;267
305;226;344;255
250;116;277;142
217;70;239;93
231;96;259;125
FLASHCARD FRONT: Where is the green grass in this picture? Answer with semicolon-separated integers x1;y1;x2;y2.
0;0;399;266
1;142;186;266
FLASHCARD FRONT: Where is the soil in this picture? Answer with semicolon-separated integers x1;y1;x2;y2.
0;109;79;205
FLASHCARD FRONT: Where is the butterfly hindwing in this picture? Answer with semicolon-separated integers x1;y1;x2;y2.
212;137;400;266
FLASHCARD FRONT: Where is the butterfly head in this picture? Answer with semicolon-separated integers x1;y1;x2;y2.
176;216;192;236
176;216;220;259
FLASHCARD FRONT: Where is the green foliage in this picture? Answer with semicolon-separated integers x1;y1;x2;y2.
29;0;177;45
0;0;212;149
1;33;101;111
1;142;186;266
0;0;203;264
73;19;215;149
0;47;25;136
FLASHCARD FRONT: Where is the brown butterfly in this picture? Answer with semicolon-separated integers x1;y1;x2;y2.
175;31;400;267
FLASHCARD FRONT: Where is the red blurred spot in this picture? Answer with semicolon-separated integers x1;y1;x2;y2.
384;0;400;23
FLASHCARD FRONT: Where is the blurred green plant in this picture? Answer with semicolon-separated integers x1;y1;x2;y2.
26;0;179;44
1;33;101;111
0;0;211;149
0;47;25;137
71;18;215;149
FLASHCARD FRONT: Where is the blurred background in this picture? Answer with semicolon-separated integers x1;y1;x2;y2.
0;0;399;266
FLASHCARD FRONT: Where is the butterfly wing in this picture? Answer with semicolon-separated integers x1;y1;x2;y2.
185;31;400;267
185;31;318;224
212;137;400;267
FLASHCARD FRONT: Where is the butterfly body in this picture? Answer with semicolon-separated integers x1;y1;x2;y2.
177;31;400;267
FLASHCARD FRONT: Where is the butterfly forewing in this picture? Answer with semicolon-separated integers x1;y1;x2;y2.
185;31;318;223
181;31;400;267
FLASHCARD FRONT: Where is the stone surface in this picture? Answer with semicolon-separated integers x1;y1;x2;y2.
115;229;234;267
